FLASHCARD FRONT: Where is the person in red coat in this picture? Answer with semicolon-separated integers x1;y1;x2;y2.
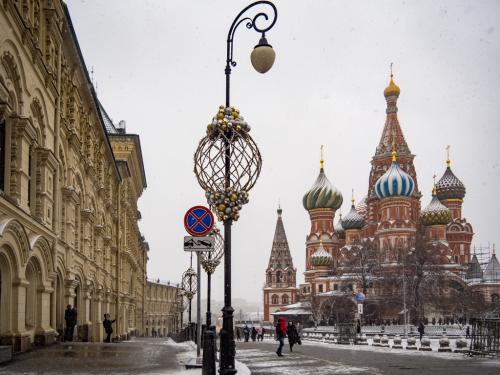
275;317;287;356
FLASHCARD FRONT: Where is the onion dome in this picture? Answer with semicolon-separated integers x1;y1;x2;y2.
355;196;368;217
384;73;400;97
420;188;452;226
374;149;415;199
334;213;345;239
435;154;465;200
310;240;334;267
303;149;343;211
342;194;366;230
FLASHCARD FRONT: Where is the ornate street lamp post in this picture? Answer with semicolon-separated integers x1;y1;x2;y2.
194;2;277;373
200;228;224;328
182;264;198;326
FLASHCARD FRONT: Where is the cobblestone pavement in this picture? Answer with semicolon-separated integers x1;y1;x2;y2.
236;340;500;375
0;338;189;374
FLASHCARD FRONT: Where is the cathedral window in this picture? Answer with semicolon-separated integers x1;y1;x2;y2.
334;284;338;291
282;295;289;304
271;295;279;304
318;284;323;293
276;271;283;283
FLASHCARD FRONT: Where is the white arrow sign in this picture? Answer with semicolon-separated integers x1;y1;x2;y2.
184;236;214;252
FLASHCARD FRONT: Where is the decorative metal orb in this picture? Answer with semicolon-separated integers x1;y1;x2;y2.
194;106;262;222
181;267;198;299
200;227;224;274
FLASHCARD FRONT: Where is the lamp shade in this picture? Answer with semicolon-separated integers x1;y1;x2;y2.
250;37;276;74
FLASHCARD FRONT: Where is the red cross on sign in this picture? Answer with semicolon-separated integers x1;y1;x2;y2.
184;206;214;237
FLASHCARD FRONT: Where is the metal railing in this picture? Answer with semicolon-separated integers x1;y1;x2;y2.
469;319;500;357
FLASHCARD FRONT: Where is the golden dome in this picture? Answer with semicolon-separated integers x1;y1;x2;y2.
384;74;400;97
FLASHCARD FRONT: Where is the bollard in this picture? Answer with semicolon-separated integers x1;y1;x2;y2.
357;334;368;345
438;335;451;353
372;334;381;347
419;336;432;351
380;335;389;348
392;335;403;349
454;336;468;353
406;336;417;350
202;329;216;375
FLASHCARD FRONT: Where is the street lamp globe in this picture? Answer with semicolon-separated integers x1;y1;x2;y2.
250;35;275;73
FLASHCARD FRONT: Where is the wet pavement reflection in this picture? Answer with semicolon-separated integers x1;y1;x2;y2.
0;338;185;374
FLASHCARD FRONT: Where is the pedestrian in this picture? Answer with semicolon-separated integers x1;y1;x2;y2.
466;325;470;338
260;327;265;341
236;328;241;341
257;327;263;341
286;321;299;352
418;321;425;341
243;325;250;342
275;317;286;357
103;313;116;343
64;305;73;341
251;327;257;342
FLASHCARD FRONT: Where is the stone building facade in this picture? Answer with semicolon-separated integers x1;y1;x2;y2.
145;280;183;337
0;0;181;353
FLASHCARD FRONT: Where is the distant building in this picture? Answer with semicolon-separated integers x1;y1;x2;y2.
145;280;183;337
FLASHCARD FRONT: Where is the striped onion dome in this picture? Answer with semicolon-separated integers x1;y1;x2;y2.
342;202;366;230
436;165;465;200
310;241;334;267
303;164;343;211
355;196;368;217
375;151;415;199
421;189;452;226
334;214;345;239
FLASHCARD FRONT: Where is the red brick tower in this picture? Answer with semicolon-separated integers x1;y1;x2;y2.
263;207;297;322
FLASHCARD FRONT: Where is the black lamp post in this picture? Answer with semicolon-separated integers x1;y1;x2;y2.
194;2;277;374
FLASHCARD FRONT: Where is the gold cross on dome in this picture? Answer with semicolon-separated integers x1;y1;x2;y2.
446;145;451;167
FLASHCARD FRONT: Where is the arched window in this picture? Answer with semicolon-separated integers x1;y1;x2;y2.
271;295;279;304
276;271;282;283
281;295;289;305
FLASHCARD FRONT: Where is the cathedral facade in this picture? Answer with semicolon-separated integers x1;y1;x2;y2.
266;72;499;323
0;0;181;352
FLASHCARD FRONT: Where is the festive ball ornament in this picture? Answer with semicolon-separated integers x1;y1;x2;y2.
200;228;224;274
194;106;262;222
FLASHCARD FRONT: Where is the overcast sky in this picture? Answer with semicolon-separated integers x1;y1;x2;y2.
66;0;500;304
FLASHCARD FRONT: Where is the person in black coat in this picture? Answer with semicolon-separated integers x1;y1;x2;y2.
243;325;250;342
103;313;116;343
251;327;257;342
418;321;425;341
286;322;299;352
65;305;77;341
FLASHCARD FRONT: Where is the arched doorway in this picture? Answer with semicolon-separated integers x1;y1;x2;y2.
55;273;64;337
25;257;43;342
0;250;13;336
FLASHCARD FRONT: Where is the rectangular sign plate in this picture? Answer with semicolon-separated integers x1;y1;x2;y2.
357;303;363;315
184;236;214;252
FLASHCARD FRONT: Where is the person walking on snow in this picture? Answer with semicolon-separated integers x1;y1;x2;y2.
103;313;116;343
418;321;425;341
251;327;257;342
287;321;299;352
243;325;250;342
276;317;286;357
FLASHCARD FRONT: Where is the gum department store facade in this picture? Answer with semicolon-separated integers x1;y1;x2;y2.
0;0;181;352
264;72;500;323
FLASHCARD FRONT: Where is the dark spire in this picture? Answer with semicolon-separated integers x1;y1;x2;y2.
267;207;294;270
466;254;483;280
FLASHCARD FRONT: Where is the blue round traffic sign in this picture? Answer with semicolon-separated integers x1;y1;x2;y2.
355;292;366;303
184;206;214;236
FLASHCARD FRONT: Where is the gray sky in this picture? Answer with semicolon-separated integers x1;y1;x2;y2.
66;0;500;303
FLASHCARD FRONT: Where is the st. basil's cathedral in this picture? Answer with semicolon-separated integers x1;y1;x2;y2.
263;72;500;323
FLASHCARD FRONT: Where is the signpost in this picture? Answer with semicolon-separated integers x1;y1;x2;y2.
183;205;214;365
184;236;214;252
184;206;214;236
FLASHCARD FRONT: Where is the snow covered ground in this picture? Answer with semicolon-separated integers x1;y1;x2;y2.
165;339;250;375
